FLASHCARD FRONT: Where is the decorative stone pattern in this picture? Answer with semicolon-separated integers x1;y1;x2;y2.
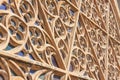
0;0;119;80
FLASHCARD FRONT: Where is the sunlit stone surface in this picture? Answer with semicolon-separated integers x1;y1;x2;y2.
0;0;119;80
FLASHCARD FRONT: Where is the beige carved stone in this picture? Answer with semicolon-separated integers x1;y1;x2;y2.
0;0;119;80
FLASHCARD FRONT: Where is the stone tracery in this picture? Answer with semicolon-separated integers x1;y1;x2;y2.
0;0;119;80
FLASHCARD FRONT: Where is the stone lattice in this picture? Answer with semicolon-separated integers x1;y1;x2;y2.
0;0;120;80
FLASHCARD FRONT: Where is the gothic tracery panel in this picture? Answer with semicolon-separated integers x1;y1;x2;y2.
0;0;119;80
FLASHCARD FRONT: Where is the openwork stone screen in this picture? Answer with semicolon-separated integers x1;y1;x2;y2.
0;0;120;80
